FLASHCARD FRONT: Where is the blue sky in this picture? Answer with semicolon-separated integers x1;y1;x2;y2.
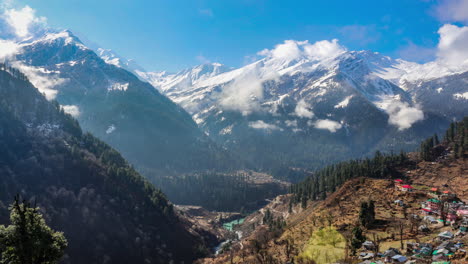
6;0;467;71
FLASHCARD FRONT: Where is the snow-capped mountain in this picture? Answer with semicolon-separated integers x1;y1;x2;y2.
4;29;238;178
96;47;146;74
137;41;463;174
3;27;465;179
136;63;232;94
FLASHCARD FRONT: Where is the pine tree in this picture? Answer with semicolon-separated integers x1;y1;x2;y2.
0;197;68;264
350;226;366;256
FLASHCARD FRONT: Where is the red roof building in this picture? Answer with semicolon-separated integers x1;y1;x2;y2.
400;185;414;192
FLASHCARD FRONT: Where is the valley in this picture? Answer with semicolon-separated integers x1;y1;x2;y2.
198;119;468;263
0;1;467;263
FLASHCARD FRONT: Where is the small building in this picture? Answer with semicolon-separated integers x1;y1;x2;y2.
391;254;407;263
362;240;375;250
437;231;454;240
447;212;458;223
426;198;441;211
400;185;413;192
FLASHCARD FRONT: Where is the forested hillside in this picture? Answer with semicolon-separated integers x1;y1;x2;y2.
0;64;211;263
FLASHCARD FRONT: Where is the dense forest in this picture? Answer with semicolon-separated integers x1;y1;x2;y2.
154;172;287;211
290;150;409;207
419;117;468;161
0;65;212;263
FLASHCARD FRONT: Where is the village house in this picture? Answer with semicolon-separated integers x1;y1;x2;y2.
400;184;413;192
394;199;404;206
427;198;441;211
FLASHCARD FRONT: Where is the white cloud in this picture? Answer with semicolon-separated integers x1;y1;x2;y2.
310;119;342;132
258;39;346;61
0;39;20;59
435;0;468;23
436;24;468;68
218;68;278;115
61;105;80;117
258;40;303;60
303;39;347;60
378;99;424;130
294;99;314;118
12;62;68;100
248;120;281;131
4;5;46;38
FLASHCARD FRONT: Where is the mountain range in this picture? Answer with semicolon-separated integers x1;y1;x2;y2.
137;41;466;175
3;30;467;181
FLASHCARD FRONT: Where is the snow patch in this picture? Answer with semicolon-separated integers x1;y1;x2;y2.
219;124;234;135
334;95;353;108
106;125;116;134
108;82;129;91
453;92;468;99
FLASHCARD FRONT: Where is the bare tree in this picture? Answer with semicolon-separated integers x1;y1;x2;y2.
393;220;406;250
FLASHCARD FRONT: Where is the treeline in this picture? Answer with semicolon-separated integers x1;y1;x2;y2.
0;63;29;82
153;172;287;212
290;151;409;207
420;117;467;161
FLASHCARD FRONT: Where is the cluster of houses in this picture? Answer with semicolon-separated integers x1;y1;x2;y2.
357;180;467;263
358;233;466;263
420;188;468;227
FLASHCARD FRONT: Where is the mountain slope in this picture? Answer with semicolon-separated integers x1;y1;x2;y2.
8;30;238;179
0;65;212;263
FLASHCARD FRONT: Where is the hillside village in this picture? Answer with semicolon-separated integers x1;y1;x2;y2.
200;118;467;264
